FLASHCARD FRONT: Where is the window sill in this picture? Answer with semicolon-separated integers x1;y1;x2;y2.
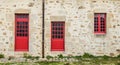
94;32;106;35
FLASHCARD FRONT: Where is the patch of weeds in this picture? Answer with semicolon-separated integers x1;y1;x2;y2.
0;62;15;65
36;61;64;65
23;53;40;60
35;61;49;65
23;53;29;58
46;55;53;60
34;56;40;60
74;55;82;60
117;54;120;58
57;54;64;59
0;54;4;58
98;55;111;60
82;53;95;58
64;62;70;65
117;63;120;65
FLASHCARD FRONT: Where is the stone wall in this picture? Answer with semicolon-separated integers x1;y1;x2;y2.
0;0;120;57
44;0;120;57
0;0;43;57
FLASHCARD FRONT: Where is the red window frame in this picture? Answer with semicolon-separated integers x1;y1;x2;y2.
51;22;65;51
15;13;29;51
94;13;106;34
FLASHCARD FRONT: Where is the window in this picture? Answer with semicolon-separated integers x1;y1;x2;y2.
51;22;65;51
94;13;106;34
15;14;29;51
16;22;28;37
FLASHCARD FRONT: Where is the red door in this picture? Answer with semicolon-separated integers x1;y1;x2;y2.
15;14;29;51
51;22;65;51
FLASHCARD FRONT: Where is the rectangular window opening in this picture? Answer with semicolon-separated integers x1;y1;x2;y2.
94;13;106;34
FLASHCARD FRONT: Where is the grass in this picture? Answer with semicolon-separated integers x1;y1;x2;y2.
0;58;119;65
0;53;119;65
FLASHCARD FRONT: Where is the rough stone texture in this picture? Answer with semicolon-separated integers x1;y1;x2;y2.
0;0;42;57
0;0;119;57
44;0;120;57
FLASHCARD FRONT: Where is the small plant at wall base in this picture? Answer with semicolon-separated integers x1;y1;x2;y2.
23;53;28;58
57;54;65;61
57;54;64;59
99;55;111;60
0;54;4;58
23;54;32;59
46;55;53;60
82;53;95;58
117;54;120;58
74;55;82;60
23;53;40;60
34;56;40;60
117;63;120;65
64;62;70;65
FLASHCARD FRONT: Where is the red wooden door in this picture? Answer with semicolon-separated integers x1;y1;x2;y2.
15;14;29;51
51;22;65;51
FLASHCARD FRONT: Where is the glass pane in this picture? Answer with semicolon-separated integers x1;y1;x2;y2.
100;14;105;18
58;36;60;38
52;36;54;38
25;34;28;36
52;32;54;34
